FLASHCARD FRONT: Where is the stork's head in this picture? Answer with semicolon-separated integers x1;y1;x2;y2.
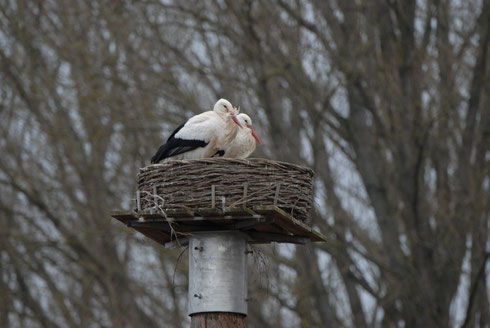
214;98;242;128
237;113;262;144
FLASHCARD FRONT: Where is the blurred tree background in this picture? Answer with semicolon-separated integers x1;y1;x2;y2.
1;0;489;327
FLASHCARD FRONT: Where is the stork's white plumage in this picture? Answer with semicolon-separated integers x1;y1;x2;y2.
151;99;242;163
219;113;262;159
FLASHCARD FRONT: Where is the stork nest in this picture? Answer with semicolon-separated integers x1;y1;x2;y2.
137;158;314;222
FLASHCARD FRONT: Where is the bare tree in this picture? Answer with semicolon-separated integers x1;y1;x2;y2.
1;0;489;327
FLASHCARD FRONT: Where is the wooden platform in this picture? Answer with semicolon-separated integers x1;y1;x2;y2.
111;205;326;247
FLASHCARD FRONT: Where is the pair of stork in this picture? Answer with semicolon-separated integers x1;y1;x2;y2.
151;99;261;163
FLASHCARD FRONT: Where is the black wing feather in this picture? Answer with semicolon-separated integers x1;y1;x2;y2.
151;123;208;163
166;122;185;143
212;150;225;157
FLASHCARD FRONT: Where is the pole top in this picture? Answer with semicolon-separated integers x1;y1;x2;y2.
188;232;248;316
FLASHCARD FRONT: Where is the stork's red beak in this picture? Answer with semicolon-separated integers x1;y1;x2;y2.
249;126;262;144
231;114;243;128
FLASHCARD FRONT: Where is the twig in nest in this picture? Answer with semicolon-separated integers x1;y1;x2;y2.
139;190;189;247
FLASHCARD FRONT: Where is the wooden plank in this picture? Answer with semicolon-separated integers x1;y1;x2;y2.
129;215;264;225
111;210;137;219
136;209;196;219
165;208;195;218
309;228;328;242
234;216;274;230
129;219;200;234
127;221;171;232
111;210;138;224
129;220;217;233
139;212;166;220
112;209;192;220
254;223;287;234
163;216;221;223
132;227;170;246
195;208;223;216
112;206;327;245
223;207;257;216
128;216;273;234
252;205;288;217
276;214;312;235
138;216;229;224
253;205;327;242
233;218;260;230
253;205;308;235
173;215;273;231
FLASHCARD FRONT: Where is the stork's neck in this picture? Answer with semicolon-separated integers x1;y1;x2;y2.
225;117;239;139
215;115;239;150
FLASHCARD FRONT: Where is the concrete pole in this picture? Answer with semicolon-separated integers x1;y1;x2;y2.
188;232;248;327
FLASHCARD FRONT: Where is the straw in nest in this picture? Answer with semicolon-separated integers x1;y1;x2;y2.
137;158;314;222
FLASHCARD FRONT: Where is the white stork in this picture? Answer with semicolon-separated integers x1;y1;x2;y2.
217;113;262;159
151;99;242;163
